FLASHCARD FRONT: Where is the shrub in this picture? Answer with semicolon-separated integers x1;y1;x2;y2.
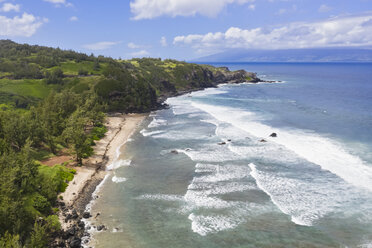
32;194;51;215
78;69;89;76
91;126;107;140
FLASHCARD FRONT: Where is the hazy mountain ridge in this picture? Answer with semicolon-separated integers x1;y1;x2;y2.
195;48;372;62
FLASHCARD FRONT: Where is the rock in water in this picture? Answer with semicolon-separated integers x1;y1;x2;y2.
69;237;81;248
269;133;277;137
97;225;106;231
71;209;78;219
260;139;267;142
82;212;91;219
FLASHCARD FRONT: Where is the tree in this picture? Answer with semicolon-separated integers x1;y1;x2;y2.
30;222;47;248
44;68;64;84
0;232;21;248
81;92;105;126
29;216;60;248
78;68;89;76
0;111;30;151
93;59;100;71
0;142;38;239
38;92;59;154
63;109;92;165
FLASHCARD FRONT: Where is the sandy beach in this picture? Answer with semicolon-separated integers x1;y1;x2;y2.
58;113;147;232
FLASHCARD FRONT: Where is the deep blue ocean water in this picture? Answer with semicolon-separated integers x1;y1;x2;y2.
86;63;372;248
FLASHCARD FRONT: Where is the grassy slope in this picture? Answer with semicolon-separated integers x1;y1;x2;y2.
0;40;253;111
0;79;53;98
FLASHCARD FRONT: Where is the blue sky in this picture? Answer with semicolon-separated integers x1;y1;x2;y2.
0;0;372;60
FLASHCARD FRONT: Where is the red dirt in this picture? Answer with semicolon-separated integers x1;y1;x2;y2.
41;155;74;167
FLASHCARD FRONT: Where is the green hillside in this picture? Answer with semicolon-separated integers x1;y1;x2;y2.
0;39;257;112
0;40;257;247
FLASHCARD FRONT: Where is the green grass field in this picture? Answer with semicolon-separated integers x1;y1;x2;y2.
0;79;53;99
46;60;107;75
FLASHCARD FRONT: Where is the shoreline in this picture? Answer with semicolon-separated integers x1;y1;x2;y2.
53;74;265;247
53;113;147;248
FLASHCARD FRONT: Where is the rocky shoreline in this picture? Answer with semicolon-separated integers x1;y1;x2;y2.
50;114;146;248
51;68;263;248
156;68;264;107
51;175;104;247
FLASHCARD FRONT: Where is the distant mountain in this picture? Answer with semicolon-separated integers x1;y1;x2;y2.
194;48;372;62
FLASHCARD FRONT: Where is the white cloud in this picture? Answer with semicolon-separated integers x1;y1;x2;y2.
128;42;152;49
130;0;255;20
83;41;121;51
173;14;372;53
44;0;73;7
160;36;167;47
0;13;47;37
318;4;332;13
128;42;141;49
277;4;297;15
0;3;20;12
248;4;255;10
130;50;149;57
69;16;78;21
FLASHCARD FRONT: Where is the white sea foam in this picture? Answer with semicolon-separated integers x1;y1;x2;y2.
112;175;127;183
136;160;270;236
189;88;228;97
167;99;201;116
135;194;184;202
188;213;242;236
248;163;358;226
166;96;203;116
148;117;167;128
112;228;123;233
106;159;132;171
183;189;234;209
200;118;220;127
187;181;255;197
192;102;372;192
359;242;372;248
148;130;211;141
140;129;165;137
183;160;268;235
228;142;303;165
191;164;250;183
177;145;242;163
215;123;249;141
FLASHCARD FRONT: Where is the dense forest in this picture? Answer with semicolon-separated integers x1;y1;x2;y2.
0;40;256;247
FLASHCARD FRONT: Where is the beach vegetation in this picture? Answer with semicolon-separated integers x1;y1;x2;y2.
0;39;250;247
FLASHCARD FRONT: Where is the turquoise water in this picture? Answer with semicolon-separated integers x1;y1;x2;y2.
86;63;372;248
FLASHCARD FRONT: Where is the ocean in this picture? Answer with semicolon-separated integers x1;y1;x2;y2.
86;63;372;248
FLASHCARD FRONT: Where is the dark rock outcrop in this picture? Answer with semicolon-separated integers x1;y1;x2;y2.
69;237;81;248
97;225;106;231
82;212;91;219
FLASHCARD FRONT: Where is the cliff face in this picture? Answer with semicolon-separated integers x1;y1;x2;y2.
211;68;260;84
156;66;261;104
